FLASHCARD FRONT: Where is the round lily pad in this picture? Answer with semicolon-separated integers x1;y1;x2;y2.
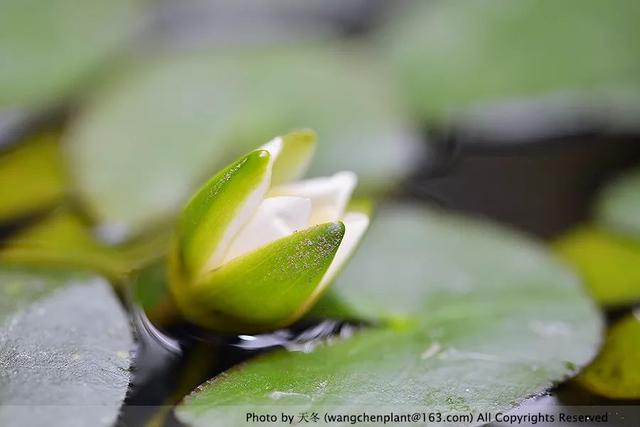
0;133;66;223
555;226;640;307
0;265;134;426
0;0;146;110
382;0;640;125
576;312;640;399
64;47;423;237
176;205;602;426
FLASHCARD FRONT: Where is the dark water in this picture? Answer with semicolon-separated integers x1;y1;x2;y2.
119;308;366;426
408;132;640;239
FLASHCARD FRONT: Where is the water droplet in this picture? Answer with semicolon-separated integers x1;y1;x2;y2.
234;320;362;353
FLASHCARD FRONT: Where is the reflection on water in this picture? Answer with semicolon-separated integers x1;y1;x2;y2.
120;307;366;426
234;319;360;353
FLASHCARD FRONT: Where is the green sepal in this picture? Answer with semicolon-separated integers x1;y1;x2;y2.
178;222;345;333
176;149;271;281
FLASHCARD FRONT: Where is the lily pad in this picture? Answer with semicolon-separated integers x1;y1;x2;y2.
176;205;601;426
0;208;171;281
150;0;379;48
595;166;640;238
0;133;66;223
0;265;134;426
382;0;640;125
555;226;640;307
575;312;640;399
65;47;423;236
0;0;146;110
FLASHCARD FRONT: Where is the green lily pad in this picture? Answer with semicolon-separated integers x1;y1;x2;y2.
383;0;640;124
176;205;601;426
0;265;134;425
595;166;640;238
0;208;171;281
65;47;423;236
575;312;640;399
0;133;66;223
555;226;640;307
0;0;146;110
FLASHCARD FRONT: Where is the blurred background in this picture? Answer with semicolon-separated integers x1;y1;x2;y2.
1;0;640;419
2;0;640;240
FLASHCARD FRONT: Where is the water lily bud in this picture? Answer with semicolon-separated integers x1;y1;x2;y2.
168;130;370;333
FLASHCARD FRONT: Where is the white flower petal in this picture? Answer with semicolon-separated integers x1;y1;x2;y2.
287;211;369;321
319;211;370;289
222;196;311;264
270;171;357;225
